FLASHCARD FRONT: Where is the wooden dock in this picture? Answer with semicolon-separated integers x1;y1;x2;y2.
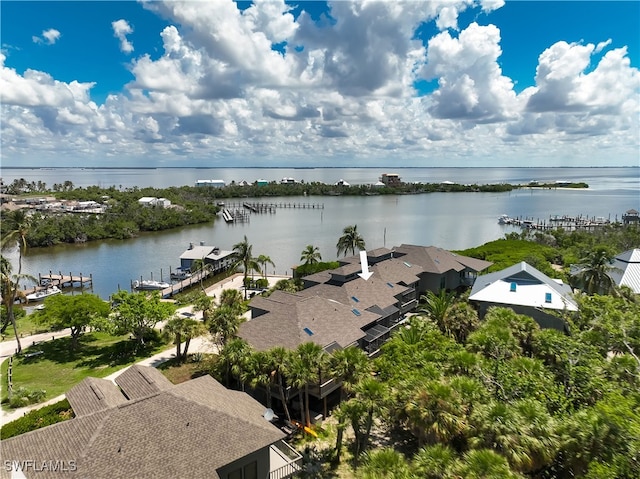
499;214;621;232
20;272;93;299
159;269;210;298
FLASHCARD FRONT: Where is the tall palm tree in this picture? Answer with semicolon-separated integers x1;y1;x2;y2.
336;224;365;257
572;246;620;295
329;346;370;401
230;236;260;299
256;254;275;279
218;288;244;313
217;338;252;388
288;342;327;426
268;346;293;423
354;378;389;457
1;211;31;352
300;245;322;265
0;257;31;334
163;315;206;362
242;350;275;408
207;305;243;350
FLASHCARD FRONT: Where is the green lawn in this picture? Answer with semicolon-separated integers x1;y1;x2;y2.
1;312;52;342
1;332;169;409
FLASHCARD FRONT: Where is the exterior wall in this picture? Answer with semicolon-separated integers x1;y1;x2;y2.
474;302;568;332
217;447;270;479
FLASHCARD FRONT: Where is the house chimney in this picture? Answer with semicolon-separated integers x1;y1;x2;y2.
189;242;193;250
200;241;205;246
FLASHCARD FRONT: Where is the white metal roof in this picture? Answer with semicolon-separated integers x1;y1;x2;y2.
610;248;640;294
469;261;578;311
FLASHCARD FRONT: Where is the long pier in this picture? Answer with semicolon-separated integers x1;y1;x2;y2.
224;201;324;210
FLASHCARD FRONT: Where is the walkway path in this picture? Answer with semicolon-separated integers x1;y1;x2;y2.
0;273;290;427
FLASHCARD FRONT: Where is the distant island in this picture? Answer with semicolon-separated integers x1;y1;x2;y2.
0;177;588;248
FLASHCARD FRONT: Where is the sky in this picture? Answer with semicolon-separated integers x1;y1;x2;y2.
1;0;639;168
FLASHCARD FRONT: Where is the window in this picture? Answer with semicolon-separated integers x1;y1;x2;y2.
440;277;446;290
303;327;314;336
228;469;242;479
352;308;361;316
351;296;360;302
510;282;517;292
545;292;552;303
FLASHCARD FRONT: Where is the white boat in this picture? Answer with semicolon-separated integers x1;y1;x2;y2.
170;268;192;280
133;280;171;291
26;286;62;301
498;214;513;225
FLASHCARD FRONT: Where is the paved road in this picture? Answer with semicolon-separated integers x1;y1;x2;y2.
0;273;290;426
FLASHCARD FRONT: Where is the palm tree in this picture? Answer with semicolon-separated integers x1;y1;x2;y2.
300;245;322;265
163;316;206;362
453;449;521;479
242;350;276;408
403;379;468;447
207;305;243;350
329;346;370;401
0;257;32;334
413;444;458;479
420;290;456;336
354;377;389;459
191;292;214;323
360;448;410;479
268;346;293;423
218;288;244;313
230;236;260;299
256;254;275;279
336;224;365;257
288;342;327;426
216;338;252;388
1;211;31;352
572;246;620;295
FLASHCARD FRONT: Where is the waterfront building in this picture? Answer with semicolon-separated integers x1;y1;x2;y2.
195;179;226;188
379;173;402;186
179;242;234;274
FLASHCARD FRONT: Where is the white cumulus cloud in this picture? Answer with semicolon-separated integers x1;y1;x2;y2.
112;19;134;54
32;28;61;45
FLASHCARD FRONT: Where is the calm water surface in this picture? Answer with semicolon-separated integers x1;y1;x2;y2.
3;167;638;299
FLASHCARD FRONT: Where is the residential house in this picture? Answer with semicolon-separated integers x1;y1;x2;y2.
1;365;301;479
137;197;171;208
179;242;234;274
610;248;640;294
392;244;493;293
469;261;577;331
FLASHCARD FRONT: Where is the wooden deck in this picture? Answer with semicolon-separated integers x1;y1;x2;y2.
159;269;210;298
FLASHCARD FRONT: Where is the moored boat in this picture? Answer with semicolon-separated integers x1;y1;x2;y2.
133;280;171;291
26;286;62;301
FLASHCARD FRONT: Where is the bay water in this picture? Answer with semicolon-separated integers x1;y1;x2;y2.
2;167;638;299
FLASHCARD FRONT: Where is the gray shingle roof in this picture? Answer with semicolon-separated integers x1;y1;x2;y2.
115;364;173;400
66;377;128;417
1;373;284;479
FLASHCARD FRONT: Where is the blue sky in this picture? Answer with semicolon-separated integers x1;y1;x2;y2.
1;1;639;167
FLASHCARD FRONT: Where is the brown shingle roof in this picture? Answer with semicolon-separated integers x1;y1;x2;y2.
239;294;377;351
1;372;284;479
114;364;173;400
66;377;127;417
394;244;492;274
